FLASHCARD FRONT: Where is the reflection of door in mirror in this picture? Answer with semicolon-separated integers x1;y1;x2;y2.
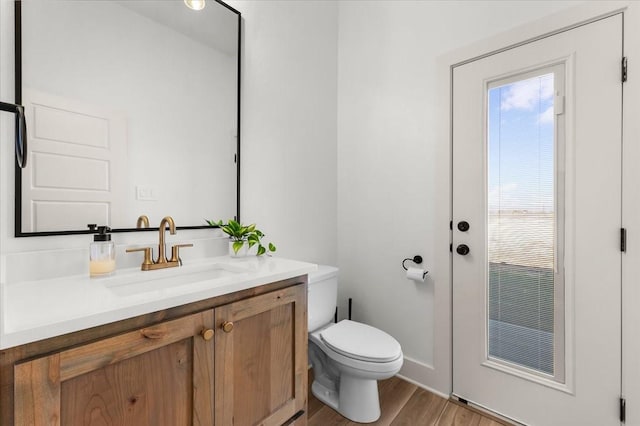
21;90;127;233
17;0;240;235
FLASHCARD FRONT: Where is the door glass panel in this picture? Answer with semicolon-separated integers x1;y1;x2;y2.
487;70;564;380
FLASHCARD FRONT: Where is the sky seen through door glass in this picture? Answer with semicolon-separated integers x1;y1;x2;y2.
488;74;554;214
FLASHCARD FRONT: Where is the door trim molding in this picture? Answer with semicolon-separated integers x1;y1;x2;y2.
451;9;625;70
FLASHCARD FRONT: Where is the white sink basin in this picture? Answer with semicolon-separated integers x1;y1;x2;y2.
103;262;248;297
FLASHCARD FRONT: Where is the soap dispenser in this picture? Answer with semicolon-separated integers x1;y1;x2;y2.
89;225;116;277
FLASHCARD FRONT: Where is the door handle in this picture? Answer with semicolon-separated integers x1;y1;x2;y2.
456;244;470;255
457;221;470;232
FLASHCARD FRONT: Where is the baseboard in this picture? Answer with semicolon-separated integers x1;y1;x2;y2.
396;356;450;399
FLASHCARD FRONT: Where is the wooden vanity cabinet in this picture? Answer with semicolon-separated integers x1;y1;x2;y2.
14;311;215;425
2;277;308;426
215;284;307;425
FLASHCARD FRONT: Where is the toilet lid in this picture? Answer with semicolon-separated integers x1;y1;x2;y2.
319;320;402;363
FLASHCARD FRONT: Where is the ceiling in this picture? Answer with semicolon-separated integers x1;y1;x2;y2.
115;0;238;56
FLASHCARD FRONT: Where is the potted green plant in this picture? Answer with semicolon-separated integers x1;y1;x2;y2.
206;219;276;257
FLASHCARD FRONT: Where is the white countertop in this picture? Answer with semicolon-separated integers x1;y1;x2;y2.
1;256;316;349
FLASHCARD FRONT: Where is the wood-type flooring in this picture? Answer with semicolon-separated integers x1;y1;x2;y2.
307;374;513;426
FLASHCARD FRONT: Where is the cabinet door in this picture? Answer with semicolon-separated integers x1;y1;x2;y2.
215;284;307;426
14;311;215;426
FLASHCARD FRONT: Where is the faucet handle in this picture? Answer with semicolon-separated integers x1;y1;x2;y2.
126;246;154;269
170;243;193;265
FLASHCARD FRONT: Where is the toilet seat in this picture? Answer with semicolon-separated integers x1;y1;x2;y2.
319;320;402;363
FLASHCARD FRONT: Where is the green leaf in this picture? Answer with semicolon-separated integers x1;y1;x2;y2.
232;240;244;254
247;223;256;232
257;245;266;256
268;243;276;252
228;220;240;233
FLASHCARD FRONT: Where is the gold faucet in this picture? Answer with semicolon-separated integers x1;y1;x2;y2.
136;215;150;228
157;216;175;264
126;216;192;271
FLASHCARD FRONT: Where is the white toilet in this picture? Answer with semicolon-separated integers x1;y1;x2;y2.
308;265;403;423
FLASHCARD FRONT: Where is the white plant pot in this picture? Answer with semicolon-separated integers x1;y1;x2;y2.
229;241;249;257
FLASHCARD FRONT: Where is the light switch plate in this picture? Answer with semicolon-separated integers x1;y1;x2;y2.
136;185;158;201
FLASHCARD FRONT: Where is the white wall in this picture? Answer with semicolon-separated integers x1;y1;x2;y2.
230;1;338;266
336;0;582;394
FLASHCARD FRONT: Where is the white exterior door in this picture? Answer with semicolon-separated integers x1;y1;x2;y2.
452;14;623;425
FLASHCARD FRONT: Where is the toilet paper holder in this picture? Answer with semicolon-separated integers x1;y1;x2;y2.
402;255;423;270
402;255;428;280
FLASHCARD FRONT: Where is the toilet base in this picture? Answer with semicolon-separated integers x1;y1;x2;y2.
311;380;339;411
312;374;381;423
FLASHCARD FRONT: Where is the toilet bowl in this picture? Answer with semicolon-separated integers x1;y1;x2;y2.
308;266;403;423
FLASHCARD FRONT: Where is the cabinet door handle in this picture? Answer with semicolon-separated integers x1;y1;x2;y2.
222;321;234;333
201;328;214;341
141;328;167;339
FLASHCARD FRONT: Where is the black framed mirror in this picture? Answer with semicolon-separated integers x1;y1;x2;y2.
14;0;241;237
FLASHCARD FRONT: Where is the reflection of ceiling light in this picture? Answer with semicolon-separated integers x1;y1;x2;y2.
184;0;205;11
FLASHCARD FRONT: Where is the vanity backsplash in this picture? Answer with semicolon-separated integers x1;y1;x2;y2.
2;230;229;285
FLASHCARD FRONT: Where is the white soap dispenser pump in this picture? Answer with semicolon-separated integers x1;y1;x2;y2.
89;225;116;278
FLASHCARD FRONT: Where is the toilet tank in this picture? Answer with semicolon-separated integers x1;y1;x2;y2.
308;265;339;332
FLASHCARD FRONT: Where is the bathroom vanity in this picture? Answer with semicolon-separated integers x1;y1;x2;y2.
0;257;314;425
0;1;315;424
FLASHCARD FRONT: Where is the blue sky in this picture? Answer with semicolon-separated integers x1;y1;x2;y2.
488;73;555;213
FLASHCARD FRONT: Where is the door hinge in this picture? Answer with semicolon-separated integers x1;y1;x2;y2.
449;243;453;253
621;228;627;253
450;220;453;230
234;153;237;163
622;57;628;83
620;397;626;423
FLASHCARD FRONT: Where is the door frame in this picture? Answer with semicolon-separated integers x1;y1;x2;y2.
434;1;640;422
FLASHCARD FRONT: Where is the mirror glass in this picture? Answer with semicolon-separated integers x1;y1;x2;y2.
16;0;240;235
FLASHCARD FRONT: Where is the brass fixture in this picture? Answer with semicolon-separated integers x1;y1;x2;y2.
136;215;150;228
170;244;194;264
125;246;154;269
201;328;214;341
222;321;234;333
157;216;176;264
126;216;193;271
